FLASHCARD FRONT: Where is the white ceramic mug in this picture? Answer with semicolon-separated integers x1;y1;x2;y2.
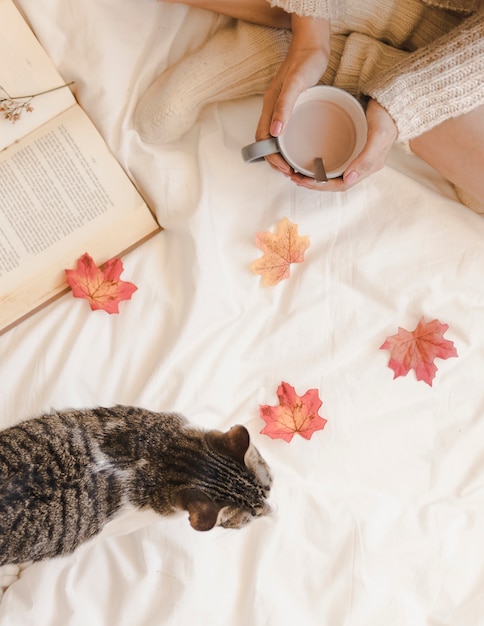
241;86;368;180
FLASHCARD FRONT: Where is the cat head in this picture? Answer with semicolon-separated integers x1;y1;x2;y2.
177;425;272;532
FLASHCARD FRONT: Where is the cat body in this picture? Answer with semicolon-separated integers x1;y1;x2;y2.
0;406;271;570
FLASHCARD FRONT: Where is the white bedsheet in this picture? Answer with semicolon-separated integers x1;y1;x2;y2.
2;1;484;624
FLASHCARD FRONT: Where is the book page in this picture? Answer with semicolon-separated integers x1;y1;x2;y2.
0;0;75;151
0;104;159;332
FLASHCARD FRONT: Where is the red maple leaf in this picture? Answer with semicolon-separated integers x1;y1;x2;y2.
259;382;327;442
250;218;310;287
65;253;137;314
380;317;458;386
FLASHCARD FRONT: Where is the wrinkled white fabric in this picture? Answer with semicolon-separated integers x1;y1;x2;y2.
1;1;484;625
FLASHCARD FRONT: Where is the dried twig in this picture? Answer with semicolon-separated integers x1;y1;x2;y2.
0;80;74;123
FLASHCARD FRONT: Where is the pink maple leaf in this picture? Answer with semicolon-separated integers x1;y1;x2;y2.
259;382;327;442
65;252;137;314
380;317;458;386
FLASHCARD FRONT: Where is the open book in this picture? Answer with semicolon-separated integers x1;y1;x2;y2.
0;0;160;335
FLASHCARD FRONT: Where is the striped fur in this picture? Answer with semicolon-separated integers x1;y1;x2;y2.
0;406;272;566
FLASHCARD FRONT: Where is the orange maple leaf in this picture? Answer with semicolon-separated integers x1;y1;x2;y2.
65;252;137;314
250;217;310;287
380;317;458;386
259;382;327;442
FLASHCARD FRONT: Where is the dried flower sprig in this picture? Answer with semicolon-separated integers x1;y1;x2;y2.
0;80;74;123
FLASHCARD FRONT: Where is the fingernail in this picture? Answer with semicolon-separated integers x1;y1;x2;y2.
344;170;359;185
271;120;283;136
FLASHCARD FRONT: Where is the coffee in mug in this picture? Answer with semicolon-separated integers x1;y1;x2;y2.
241;86;367;180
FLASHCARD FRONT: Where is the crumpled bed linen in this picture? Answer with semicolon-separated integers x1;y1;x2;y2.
1;1;484;624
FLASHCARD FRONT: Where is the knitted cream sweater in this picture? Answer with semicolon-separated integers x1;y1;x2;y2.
268;0;484;141
269;0;480;19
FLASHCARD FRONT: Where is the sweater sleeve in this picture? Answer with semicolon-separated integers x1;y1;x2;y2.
364;10;484;141
266;0;344;19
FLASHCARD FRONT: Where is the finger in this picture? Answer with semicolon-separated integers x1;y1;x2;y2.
290;172;347;192
342;140;389;188
343;102;397;187
269;72;306;137
265;153;294;176
256;88;279;140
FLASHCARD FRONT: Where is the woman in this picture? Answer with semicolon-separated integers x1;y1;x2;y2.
135;0;484;212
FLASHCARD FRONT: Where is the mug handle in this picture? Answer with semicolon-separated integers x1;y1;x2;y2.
241;138;280;163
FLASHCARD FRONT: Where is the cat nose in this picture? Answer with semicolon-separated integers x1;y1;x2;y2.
255;502;271;516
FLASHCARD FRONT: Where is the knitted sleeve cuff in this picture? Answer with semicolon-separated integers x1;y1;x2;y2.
364;11;484;142
422;0;480;12
267;0;344;19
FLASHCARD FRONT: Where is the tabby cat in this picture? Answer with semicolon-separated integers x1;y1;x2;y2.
0;406;271;593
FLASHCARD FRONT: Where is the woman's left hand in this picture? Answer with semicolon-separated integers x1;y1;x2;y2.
290;98;398;191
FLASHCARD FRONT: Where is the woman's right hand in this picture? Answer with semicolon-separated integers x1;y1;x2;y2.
255;14;331;177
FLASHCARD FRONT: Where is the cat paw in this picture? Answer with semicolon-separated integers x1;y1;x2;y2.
0;563;30;598
0;564;20;592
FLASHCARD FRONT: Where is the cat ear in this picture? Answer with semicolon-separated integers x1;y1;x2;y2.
177;489;220;531
207;425;250;464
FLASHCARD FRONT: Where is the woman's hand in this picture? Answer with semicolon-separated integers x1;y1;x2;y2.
255;15;331;176
290;98;398;191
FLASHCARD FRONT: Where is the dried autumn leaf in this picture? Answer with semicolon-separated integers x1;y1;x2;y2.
65;252;137;314
250;217;310;287
259;381;327;442
380;317;458;386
